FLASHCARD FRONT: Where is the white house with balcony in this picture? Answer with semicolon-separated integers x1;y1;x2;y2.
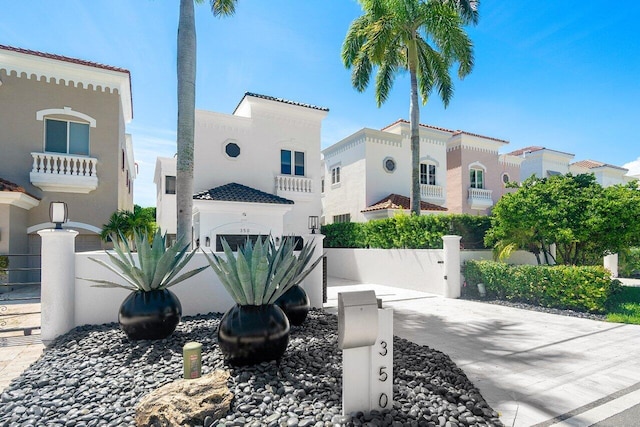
154;92;328;248
0;44;135;256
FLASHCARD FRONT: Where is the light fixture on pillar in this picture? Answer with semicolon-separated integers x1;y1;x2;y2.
49;201;68;230
308;216;319;234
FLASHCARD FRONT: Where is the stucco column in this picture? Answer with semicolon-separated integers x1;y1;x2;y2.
442;235;462;298
302;233;325;309
38;228;78;345
604;253;619;278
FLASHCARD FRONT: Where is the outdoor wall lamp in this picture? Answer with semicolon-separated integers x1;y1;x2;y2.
205;236;210;247
308;216;319;234
49;201;68;230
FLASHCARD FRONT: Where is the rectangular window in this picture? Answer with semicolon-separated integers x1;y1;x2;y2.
331;166;341;184
470;169;484;189
333;213;351;223
321;178;325;193
294;151;305;176
281;150;305;176
165;175;176;194
45;119;89;155
420;164;436;185
281;150;292;175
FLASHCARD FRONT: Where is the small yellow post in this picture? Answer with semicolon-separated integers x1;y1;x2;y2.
183;342;202;379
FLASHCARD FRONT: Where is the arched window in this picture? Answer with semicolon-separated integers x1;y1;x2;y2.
36;107;96;156
469;162;487;189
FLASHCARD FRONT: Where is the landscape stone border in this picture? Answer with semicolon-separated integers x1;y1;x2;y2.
0;310;503;427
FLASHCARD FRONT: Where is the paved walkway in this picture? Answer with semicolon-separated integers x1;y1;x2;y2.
326;278;640;427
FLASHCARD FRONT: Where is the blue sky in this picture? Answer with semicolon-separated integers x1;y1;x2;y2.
3;1;639;207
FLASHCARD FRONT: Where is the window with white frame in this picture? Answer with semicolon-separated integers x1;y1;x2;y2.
45;118;90;156
470;168;484;189
331;165;341;184
165;176;176;194
420;163;436;185
281;149;305;176
333;213;350;223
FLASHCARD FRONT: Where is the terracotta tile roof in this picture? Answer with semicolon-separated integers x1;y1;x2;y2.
362;194;447;213
381;119;508;143
193;182;294;204
234;92;329;113
0;178;40;200
572;160;628;171
0;44;130;75
507;146;545;156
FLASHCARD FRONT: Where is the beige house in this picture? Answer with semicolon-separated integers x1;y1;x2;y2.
0;44;135;259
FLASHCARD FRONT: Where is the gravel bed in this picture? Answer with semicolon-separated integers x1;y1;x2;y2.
461;297;607;322
0;310;502;427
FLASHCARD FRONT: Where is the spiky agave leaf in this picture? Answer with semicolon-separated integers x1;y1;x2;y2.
203;251;248;305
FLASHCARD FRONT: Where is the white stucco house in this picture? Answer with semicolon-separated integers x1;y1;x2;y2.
154;92;328;248
321;119;522;222
508;146;633;187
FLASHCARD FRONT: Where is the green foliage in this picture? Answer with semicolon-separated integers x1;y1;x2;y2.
322;214;490;249
100;205;157;243
620;248;640;278
0;255;8;279
463;260;621;313
605;286;640;324
486;175;640;266
205;236;323;306
82;229;207;292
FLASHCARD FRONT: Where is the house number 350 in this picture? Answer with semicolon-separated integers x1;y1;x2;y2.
378;340;389;408
240;228;250;233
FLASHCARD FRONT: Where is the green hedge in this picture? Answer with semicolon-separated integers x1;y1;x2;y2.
620;248;640;278
321;214;491;249
462;260;621;313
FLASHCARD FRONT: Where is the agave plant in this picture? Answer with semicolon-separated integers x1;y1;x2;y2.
205;235;323;305
82;229;207;291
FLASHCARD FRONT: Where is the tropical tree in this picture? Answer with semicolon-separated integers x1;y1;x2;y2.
100;205;157;243
342;0;476;215
486;174;640;266
176;0;237;247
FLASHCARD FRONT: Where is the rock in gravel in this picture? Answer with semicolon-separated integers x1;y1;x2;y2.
134;370;233;426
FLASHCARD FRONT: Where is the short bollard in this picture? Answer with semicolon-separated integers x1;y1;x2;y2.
338;290;394;415
183;342;202;379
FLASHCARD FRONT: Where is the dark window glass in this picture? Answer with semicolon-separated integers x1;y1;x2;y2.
294;151;305;176
225;142;240;158
165;175;176;194
69;122;89;155
45;119;67;153
281;150;292;175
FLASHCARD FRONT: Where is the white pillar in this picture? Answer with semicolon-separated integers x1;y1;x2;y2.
302;233;325;309
38;228;78;345
442;235;462;298
604;253;619;278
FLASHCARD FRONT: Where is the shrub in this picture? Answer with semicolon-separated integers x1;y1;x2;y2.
463;260;621;313
620;248;640;278
322;214;491;249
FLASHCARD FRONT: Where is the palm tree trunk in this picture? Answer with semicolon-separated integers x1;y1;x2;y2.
408;39;421;216
177;0;196;248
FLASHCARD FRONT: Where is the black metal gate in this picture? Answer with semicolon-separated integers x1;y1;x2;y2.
0;253;41;337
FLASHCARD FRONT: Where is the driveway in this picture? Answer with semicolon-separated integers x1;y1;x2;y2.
326;278;640;427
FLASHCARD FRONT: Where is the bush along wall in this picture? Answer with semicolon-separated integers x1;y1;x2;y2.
462;260;621;313
321;214;491;249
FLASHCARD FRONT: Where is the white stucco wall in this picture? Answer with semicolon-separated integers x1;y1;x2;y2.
153;157;176;235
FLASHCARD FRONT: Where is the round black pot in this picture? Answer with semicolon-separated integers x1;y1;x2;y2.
118;289;182;340
217;304;290;366
275;285;310;326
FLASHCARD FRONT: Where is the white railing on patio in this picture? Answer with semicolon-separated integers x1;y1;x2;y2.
420;184;444;200
467;187;493;210
31;152;98;177
468;187;492;200
275;175;313;193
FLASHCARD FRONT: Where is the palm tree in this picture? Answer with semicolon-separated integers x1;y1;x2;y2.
176;0;237;247
100;205;157;244
342;0;476;215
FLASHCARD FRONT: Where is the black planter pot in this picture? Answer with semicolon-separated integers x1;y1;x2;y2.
118;289;182;340
217;304;290;366
275;285;310;326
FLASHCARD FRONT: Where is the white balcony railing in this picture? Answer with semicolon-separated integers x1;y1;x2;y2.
420;184;444;201
275;175;313;194
467;187;493;210
30;152;98;193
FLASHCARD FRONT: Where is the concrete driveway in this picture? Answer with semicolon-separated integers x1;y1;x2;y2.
326;278;640;427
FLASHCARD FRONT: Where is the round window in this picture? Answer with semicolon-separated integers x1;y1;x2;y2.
383;157;396;173
502;173;510;184
225;142;240;158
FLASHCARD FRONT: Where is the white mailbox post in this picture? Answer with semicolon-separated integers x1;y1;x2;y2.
338;290;394;415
